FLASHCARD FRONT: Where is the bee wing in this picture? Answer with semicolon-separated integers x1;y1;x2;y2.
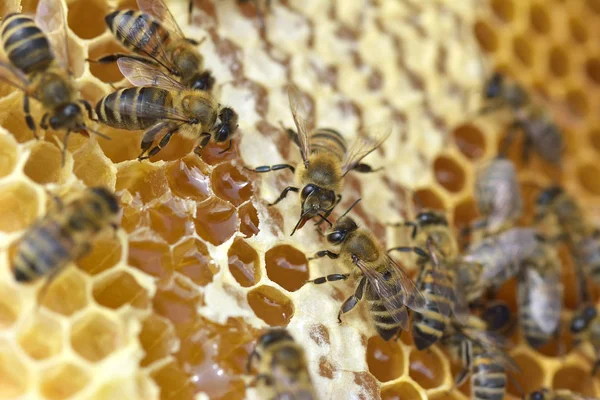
117;58;186;91
137;0;185;39
107;92;191;123
341;121;392;176
35;0;71;73
522;264;562;334
464;329;521;373
0;60;33;95
287;84;314;166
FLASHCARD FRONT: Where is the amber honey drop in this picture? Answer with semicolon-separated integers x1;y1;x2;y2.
247;285;294;326
172;238;219;286
128;240;173;282
434;156;466;193
228;238;260;287
148;201;192;244
238;201;260;237
153;276;203;325
166;156;212;201
212;162;253;206
265;244;309;292
453;124;486;160
194;197;238;246
366;336;405;382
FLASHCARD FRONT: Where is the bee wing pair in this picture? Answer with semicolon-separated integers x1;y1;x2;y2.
288;84;392;171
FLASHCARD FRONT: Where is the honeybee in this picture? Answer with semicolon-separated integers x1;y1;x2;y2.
247;85;391;235
388;210;469;349
247;328;316;400
570;304;600;375
481;72;563;166
0;0;108;164
12;187;120;283
95;78;238;160
442;315;520;400
306;200;426;341
527;388;598;400
91;0;215;92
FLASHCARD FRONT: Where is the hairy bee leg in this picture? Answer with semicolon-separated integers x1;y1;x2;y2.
268;186;299;206
245;164;296;174
306;273;349;285
40;113;49;130
87;53;154;65
308;250;340;261
193;133;212;157
218;139;233;154
387;246;429;259
79;100;96;122
337;277;367;323
141;128;178;160
23;95;38;139
352;163;383;173
138;123;171;160
387;221;419;239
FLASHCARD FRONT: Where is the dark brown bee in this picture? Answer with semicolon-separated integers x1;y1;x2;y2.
247;328;316;400
247;85;390;235
12;187;120;283
527;388;597;400
570;304;600;375
306;200;426;341
91;0;215;92
0;0;107;164
481;72;563;166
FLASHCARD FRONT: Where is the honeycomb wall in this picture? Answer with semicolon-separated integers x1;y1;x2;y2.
0;0;597;399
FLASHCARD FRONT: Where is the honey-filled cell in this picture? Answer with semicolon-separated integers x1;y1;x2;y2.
116;162;169;204
238;201;260;238
40;268;88;317
413;188;445;211
77;235;122;276
199;140;240;166
153;276;203;325
166;156;212;202
366;335;405;382
409;349;445;390
552;366;597;396
247;285;294;326
452;124;486;160
70;312;123;363
173;238;219;286
228;238;260;287
138;314;177;367
92;270;150;310
150;360;196;400
128;239;173;282
211;162;253;206
507;353;544;396
381;381;423;400
194;197;239;246
147;201;192;244
264;244;309;292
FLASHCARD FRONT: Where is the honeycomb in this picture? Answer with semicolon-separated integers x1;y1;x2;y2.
0;0;599;399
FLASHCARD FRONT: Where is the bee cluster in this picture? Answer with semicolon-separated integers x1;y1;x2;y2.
0;0;599;399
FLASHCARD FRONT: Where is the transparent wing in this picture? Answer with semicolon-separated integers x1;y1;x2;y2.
0;60;33;95
35;0;70;72
464;329;521;372
524;265;562;334
341;121;392;176
287;84;313;165
104;91;191;123
117;58;186;91
137;0;185;39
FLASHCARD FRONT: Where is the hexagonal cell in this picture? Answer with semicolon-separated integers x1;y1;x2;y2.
0;283;20;330
173;237;219;286
116;162;169;204
552;366;596;395
507;353;543;396
70;311;123;362
247;285;294;326
40;362;90;400
513;35;533;67
67;0;110;39
211;162;253;206
409;349;445;389
565;89;588;117
265;244;309;292
490;0;514;22
433;156;466;193
128;239;173;281
474;20;498;52
529;3;551;34
150;360;196;400
194;197;239;246
88;39;127;83
228;238;260;287
589;128;600;154
452;124;486;160
93;270;150;310
72;141;116;188
548;46;569;78
40;268;88;316
586;0;600;13
97;126;144;164
366;335;404;382
139;314;177;367
198;140;240;166
569;17;588;43
585;58;600;85
0;340;30;398
148;201;192;244
414;188;445;211
153;276;202;325
577;163;600;196
0;181;39;233
381;381;423;400
428;391;464;400
76;235;122;276
239;201;260;238
453;196;478;230
23;141;63;184
17;312;63;360
0;133;18;178
166;156;212;202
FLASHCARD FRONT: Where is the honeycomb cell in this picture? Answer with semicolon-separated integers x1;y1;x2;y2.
552;366;596;396
88;40;127;83
23;142;63;184
128;240;174;281
577;163;600;195
589;129;600;153
569;18;588;43
247;285;294;326
199;140;240;166
17;313;63;360
67;0;109;39
474;20;498;52
433;156;466;193
453;196;479;230
116;162;169;204
264;244;309;292
507;353;543;396
40;362;90;400
0;134;17;178
72;141;116;188
149;360;196;400
194;197;239;246
530;3;551;34
138;314;177;367
76;235;122;276
41;268;88;316
153;276;202;325
238;201;260;238
490;0;515;22
585;58;600;84
409;349;445;389
586;0;600;13
0;284;20;329
0;181;39;233
97;127;143;164
70;312;123;362
148;201;192;244
228;238;260;287
212;162;253;206
453;124;486;160
381;381;423;400
173;238;219;286
166;156;212;201
366;335;404;382
565;89;588;117
513;35;533;67
0;340;30;398
92;270;150;310
414;188;445;210
549;46;569;77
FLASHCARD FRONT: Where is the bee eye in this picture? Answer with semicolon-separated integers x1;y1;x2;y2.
301;185;316;199
327;231;344;243
530;392;544;400
570;317;586;333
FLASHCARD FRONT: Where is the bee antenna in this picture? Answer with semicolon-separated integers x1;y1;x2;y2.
340;198;361;219
317;214;332;227
81;125;111;141
290;216;304;236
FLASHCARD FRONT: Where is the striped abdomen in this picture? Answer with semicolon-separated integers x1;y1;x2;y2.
309;128;346;162
366;282;406;341
1;13;53;75
96;87;171;130
105;10;170;59
471;348;507;400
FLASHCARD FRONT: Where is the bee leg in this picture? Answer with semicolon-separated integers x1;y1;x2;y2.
218;140;233;154
40;113;50;131
193;133;212;157
142;129;178;160
246;350;260;373
387;246;428;259
308;250;340;261
352;163;383;173
60;131;72;167
268;186;299;206
337;277;367;323
44;189;65;212
306;273;349;285
138;123;172;161
79;100;96;122
244;164;296;174
87;53;151;65
23;95;38;139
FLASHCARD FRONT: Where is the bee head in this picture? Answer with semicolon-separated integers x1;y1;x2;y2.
257;328;293;350
290;184;336;235
190;71;215;92
415;210;448;227
327;216;358;245
570;305;597;333
51;103;83;130
214;107;239;142
90;187;119;215
536;186;563;206
485;72;504;99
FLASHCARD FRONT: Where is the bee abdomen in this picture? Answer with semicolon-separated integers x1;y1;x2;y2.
1;13;53;75
412;309;446;350
96;87;171;130
367;292;403;341
309;128;346;162
472;356;506;400
105;10;170;58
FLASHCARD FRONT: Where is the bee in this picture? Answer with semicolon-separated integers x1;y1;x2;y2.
443;315;520;400
95;74;238;160
91;0;215;92
246;328;316;400
306;199;426;341
517;243;563;347
481;72;563;166
12;187;120;283
247;85;391;235
0;0;108;164
388;210;469;350
570;304;600;375
527;388;597;400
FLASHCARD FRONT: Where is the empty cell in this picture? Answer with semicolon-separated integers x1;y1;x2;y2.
173;238;219;286
247;285;294;326
530;3;551;34
17;312;63;360
414;188;445;211
76;235;122;276
409;349;445;389
366;335;404;382
23;142;64;184
569;18;588;43
474;21;498;52
148;201;192;244
0;133;18;178
128;239;174;281
433;156;466;193
513;36;534;67
549;47;569;77
70;312;123;362
491;0;515;22
0;284;20;330
40;362;90;400
0;181;39;233
565;90;588;117
72;141;116;188
40;268;88;317
552;366;596;396
150;360;196;400
577;163;600;196
88;40;127;83
238;201;260;238
138;314;177;367
452;124;486;160
153;276;202;325
167;156;212;202
0;340;30;398
228;238;260;287
507;353;543;396
381;381;423;400
212;162;253;206
585;58;600;84
116;162;169;204
93;270;150;310
194;197;239;246
264;244;309;292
